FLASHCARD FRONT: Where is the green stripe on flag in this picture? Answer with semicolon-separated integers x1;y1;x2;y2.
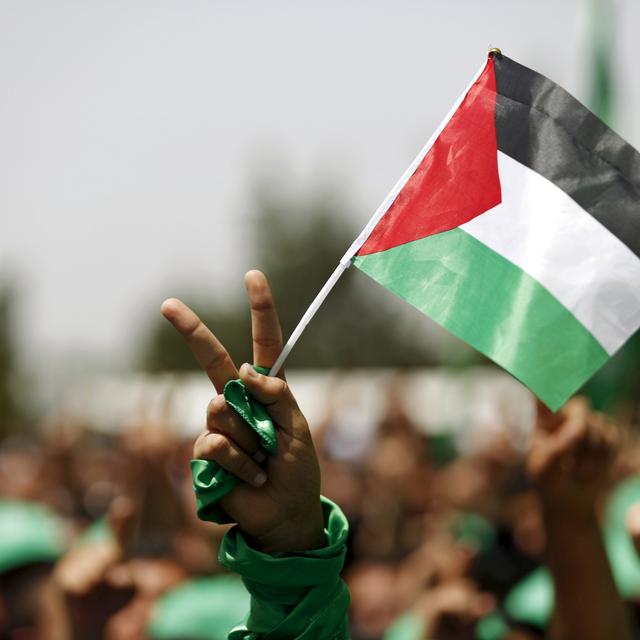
353;229;608;410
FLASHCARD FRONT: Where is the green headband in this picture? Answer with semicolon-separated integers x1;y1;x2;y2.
0;499;66;574
147;575;251;640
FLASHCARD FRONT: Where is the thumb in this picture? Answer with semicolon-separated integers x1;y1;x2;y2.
239;363;308;438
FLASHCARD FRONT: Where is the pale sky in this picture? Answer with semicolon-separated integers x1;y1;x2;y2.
1;0;639;374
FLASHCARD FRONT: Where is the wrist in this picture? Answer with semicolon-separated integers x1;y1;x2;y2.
250;500;326;553
541;495;599;531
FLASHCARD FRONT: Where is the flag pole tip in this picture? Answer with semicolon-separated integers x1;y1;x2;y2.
488;47;502;57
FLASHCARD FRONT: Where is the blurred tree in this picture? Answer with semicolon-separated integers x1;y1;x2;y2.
144;308;252;373
143;182;444;372
0;283;20;432
247;185;438;368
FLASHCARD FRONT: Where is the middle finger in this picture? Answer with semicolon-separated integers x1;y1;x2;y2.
244;271;284;372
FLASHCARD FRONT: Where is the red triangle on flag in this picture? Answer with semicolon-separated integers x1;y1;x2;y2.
357;59;501;256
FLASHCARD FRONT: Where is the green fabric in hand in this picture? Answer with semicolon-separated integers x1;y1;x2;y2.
190;367;351;639
191;366;276;525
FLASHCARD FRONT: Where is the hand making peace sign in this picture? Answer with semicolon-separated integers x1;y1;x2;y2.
161;270;325;553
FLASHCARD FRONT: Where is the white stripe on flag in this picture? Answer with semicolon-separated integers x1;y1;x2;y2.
461;151;640;355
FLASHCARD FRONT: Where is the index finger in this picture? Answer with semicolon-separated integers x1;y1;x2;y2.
161;298;238;392
244;271;284;372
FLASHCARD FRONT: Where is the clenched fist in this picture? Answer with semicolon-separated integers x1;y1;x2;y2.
527;398;630;640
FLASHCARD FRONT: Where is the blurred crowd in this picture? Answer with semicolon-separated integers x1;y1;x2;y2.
1;374;639;639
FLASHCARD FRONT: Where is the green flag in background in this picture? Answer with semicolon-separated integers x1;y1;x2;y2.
589;0;615;125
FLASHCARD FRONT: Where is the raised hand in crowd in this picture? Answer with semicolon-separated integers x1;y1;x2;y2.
161;270;325;552
416;579;495;640
49;496;185;640
528;397;631;640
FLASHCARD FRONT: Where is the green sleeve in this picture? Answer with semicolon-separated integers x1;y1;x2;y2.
220;496;351;640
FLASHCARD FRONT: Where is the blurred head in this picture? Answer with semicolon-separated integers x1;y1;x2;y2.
346;562;399;639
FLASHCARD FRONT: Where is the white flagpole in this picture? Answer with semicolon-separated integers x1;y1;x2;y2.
268;56;491;377
268;260;351;377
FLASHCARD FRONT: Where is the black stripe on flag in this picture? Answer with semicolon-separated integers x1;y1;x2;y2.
493;54;640;258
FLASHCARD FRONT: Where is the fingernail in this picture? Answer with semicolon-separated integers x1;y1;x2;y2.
253;472;267;487
254;450;267;463
243;364;257;378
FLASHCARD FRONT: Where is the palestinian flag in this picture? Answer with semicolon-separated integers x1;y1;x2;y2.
352;52;640;410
